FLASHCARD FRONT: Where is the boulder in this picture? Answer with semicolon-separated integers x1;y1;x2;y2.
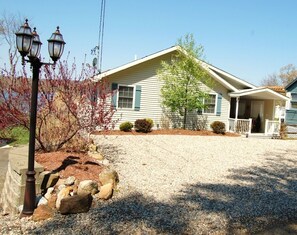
32;205;54;221
56;187;72;209
64;176;76;186
99;168;119;188
59;194;93;215
77;180;99;196
98;183;113;200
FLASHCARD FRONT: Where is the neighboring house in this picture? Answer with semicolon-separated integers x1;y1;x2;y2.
285;77;297;125
94;46;289;135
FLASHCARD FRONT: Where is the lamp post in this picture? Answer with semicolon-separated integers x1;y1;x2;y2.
15;19;65;216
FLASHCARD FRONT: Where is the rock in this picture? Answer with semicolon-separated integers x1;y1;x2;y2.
39;171;60;192
32;205;54;221
59;194;93;215
37;196;48;206
44;187;54;200
18;205;23;214
56;187;72;210
58;184;66;192
64;176;76;186
88;143;97;152
48;194;57;210
77;180;99;196
99;168;119;188
98;183;113;200
88;151;105;160
98;159;110;166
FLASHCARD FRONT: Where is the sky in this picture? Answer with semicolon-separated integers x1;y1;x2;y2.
1;0;297;85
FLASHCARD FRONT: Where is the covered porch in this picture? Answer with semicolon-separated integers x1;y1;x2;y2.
228;88;289;136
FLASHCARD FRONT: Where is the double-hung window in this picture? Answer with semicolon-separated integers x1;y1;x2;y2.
203;94;216;114
291;93;297;109
118;85;134;109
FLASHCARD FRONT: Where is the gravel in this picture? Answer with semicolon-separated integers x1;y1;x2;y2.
1;135;297;234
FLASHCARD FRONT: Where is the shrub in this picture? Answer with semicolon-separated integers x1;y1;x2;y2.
210;121;226;134
134;119;153;133
145;118;154;128
120;121;133;132
279;123;287;139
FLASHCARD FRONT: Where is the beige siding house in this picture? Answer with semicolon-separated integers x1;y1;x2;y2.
94;46;289;135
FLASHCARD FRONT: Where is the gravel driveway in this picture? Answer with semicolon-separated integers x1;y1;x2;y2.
3;135;297;234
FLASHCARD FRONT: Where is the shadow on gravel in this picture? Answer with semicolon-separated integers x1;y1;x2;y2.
29;151;297;234
176;153;297;234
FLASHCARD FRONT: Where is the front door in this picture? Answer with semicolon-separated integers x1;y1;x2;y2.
251;101;264;132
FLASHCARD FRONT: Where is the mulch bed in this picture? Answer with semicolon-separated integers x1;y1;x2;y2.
92;129;240;137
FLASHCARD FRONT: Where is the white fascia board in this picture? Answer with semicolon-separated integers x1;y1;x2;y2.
204;66;239;92
229;88;290;101
205;63;256;89
93;46;179;81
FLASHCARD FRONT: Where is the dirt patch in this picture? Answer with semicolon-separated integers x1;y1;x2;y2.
35;152;103;183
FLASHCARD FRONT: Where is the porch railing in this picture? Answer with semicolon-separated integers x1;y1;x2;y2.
265;119;280;136
228;118;252;134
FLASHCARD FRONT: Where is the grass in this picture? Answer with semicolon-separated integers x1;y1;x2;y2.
0;126;29;146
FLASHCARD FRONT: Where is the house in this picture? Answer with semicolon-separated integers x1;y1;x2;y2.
285;77;297;125
94;46;289;135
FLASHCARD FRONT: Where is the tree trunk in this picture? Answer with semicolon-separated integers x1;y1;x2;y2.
183;108;187;129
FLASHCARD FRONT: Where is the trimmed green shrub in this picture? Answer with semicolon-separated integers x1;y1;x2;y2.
119;121;133;132
134;119;153;133
145;118;154;128
210;121;226;134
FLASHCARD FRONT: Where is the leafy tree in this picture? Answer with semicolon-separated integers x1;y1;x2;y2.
261;64;297;86
157;34;211;129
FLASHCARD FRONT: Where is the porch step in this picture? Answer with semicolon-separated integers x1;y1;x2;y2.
244;133;276;139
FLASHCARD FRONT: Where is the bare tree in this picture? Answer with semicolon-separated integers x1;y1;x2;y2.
0;12;25;74
261;64;297;86
260;73;281;86
279;64;297;86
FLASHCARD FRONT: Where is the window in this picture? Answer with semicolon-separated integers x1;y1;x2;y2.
292;102;297;109
118;85;134;108
292;93;297;101
203;94;216;114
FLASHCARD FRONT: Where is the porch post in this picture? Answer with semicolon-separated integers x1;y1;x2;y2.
234;97;240;132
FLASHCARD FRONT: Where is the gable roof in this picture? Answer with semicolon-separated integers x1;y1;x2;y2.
285;77;297;91
93;46;256;92
229;87;289;101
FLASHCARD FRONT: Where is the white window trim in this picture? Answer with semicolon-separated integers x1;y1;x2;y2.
117;84;135;110
202;93;217;115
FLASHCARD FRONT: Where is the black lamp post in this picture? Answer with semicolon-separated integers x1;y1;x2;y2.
15;19;65;216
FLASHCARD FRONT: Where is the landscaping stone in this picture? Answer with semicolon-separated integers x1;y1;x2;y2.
88;143;97;152
32;205;54;221
98;168;119;187
44;187;54;200
64;176;76;186
59;194;93;215
77;180;99;196
56;187;72;210
37;196;48;207
98;183;113;200
88;151;105;160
